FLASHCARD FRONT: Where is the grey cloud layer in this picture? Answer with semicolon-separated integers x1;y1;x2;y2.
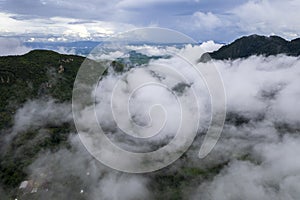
2;0;299;41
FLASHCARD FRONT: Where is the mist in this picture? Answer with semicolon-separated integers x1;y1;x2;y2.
0;38;32;56
3;44;300;199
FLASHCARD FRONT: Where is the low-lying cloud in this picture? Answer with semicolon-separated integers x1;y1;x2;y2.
3;44;300;199
0;38;32;56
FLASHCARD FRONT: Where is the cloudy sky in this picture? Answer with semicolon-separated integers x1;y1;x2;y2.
0;0;299;42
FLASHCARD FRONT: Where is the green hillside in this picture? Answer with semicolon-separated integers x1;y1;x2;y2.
0;50;86;197
199;34;300;62
0;50;85;129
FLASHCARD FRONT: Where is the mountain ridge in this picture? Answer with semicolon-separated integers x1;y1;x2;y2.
199;34;300;62
0;35;299;199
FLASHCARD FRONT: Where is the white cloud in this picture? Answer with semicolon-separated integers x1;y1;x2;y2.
56;46;77;55
26;134;151;200
1;0;299;42
192;11;223;30
3;43;300;198
192;136;300;200
0;37;31;56
95;173;150;200
12;99;72;134
177;0;300;41
0;12;136;41
186;54;300;200
199;40;223;52
231;0;300;38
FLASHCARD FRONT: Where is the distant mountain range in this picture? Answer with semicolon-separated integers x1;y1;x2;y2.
24;41;191;56
199;34;300;62
24;41;101;55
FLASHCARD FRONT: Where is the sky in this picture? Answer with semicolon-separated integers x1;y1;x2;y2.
0;0;299;43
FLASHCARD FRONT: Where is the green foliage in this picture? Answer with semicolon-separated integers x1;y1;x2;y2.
237;154;261;165
0;159;26;188
0;50;83;192
0;124;73;190
0;50;85;128
151;162;227;200
182;164;225;178
200;34;300;61
111;60;125;72
128;51;163;65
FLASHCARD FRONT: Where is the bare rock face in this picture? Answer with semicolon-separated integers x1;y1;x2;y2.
58;65;64;74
